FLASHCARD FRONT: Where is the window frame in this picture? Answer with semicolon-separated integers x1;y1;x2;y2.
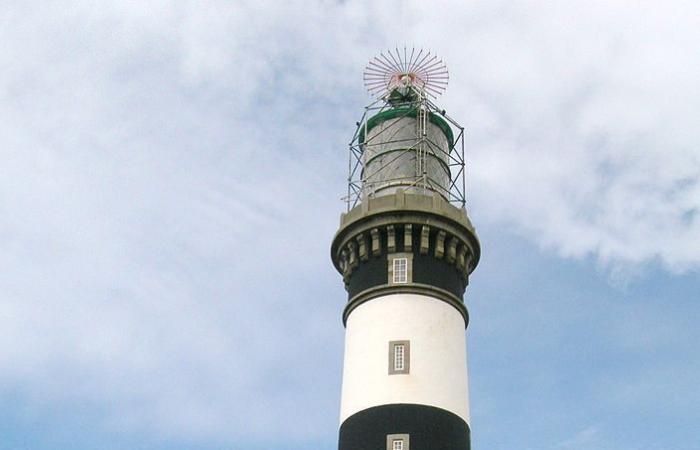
393;257;408;283
387;252;413;285
388;340;410;375
386;434;410;450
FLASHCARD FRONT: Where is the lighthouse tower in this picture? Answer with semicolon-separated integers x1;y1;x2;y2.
330;49;481;450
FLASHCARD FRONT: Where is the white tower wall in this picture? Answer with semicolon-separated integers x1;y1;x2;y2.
339;293;470;424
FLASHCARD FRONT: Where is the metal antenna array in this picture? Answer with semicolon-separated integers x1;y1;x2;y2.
344;48;467;211
364;47;449;99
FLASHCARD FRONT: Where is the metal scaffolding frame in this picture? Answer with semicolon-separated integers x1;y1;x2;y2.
344;92;468;212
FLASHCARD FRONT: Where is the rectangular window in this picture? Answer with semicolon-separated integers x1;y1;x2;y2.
387;253;412;285
394;344;404;371
393;257;408;283
388;340;410;375
387;434;410;450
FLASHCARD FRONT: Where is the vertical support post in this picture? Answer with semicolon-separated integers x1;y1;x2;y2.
461;126;466;208
347;143;352;212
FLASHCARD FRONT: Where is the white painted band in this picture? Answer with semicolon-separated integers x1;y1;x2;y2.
339;293;470;424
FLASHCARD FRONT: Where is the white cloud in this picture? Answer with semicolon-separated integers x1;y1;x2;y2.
440;1;700;273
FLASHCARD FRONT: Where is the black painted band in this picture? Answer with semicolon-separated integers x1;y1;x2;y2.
346;225;468;300
339;403;470;450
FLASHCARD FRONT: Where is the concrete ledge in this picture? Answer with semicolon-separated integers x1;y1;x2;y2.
341;191;475;232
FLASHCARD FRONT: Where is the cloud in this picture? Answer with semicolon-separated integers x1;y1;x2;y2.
440;1;700;273
0;1;349;444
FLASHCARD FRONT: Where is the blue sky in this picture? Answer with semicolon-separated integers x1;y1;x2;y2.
1;1;698;449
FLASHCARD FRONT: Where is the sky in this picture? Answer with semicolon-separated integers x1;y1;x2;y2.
0;1;698;449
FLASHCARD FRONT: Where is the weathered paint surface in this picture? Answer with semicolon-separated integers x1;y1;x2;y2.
362;115;451;199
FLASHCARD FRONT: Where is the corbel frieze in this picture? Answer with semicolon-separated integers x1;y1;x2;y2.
338;220;479;286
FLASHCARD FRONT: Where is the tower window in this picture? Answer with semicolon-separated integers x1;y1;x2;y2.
388;340;410;374
387;434;410;450
393;257;408;283
387;253;412;285
394;344;405;370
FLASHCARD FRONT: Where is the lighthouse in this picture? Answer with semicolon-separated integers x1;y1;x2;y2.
330;48;481;450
